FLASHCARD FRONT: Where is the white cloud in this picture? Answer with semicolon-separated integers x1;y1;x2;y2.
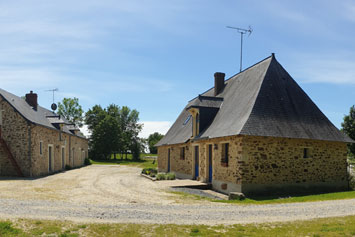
80;125;91;138
292;57;355;84
139;121;171;138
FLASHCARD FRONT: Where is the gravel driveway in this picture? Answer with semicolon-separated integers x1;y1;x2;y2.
0;165;355;225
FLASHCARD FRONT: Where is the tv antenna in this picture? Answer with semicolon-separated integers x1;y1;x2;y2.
226;26;253;72
45;88;59;111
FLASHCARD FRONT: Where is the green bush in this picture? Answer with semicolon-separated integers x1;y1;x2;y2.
141;168;157;176
350;175;355;190
166;172;176;180
84;158;91;166
65;165;72;170
156;173;166;180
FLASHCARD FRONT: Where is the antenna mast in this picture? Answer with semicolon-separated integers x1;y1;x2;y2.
226;26;253;72
45;88;59;111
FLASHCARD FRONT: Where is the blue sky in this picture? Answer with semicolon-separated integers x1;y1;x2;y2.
0;0;354;137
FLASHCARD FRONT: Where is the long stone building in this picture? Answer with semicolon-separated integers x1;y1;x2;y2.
0;89;88;177
156;54;354;195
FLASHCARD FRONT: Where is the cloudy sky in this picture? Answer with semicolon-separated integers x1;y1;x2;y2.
0;0;354;138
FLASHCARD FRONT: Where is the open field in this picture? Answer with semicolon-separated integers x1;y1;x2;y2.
2;215;355;236
90;154;157;169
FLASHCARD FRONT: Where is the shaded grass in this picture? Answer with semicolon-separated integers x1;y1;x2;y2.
3;216;355;236
90;153;157;169
171;190;355;205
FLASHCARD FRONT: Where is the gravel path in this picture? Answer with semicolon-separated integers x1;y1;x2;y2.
0;165;355;225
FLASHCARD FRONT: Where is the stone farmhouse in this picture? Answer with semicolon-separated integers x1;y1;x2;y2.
156;54;354;195
0;89;88;177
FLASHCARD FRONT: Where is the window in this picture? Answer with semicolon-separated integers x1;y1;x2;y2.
180;147;185;160
183;115;191;125
221;143;229;166
39;141;43;155
303;148;310;158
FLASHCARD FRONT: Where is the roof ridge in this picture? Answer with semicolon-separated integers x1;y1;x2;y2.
188;54;274;102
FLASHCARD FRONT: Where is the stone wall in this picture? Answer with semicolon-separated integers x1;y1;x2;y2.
158;134;348;195
0;96;88;177
31;125;88;176
241;136;348;194
157;143;193;178
0;97;31;176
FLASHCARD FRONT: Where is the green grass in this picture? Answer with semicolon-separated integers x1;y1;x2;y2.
171;190;355;205
3;216;355;236
90;153;157;169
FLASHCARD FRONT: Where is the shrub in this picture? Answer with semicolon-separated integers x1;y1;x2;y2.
65;165;72;170
156;173;166;180
84;158;91;166
141;168;157;176
166;172;176;180
350;175;355;190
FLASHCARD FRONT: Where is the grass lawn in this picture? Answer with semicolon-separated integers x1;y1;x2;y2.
2;216;355;236
171;190;355;205
90;153;157;169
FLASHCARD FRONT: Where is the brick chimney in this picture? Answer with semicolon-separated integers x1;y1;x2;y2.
25;91;38;110
214;72;225;96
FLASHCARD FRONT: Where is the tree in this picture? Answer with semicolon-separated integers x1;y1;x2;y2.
90;115;120;160
342;105;355;156
58;97;84;127
118;106;143;159
85;105;106;131
147;132;164;154
86;104;143;160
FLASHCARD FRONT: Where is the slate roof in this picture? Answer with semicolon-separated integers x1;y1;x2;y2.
0;88;86;139
156;55;353;146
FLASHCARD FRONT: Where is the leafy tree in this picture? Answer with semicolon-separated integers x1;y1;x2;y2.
147;132;164;154
118;106;143;159
58;97;84;127
86;104;143;160
90;115;120;160
85;105;106;131
342;105;355;156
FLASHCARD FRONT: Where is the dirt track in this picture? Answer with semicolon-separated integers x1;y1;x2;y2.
0;165;355;225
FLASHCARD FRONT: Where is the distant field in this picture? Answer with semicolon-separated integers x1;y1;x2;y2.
90;153;157;169
2;216;355;236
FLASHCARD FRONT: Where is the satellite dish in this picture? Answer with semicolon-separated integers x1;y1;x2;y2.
51;103;57;111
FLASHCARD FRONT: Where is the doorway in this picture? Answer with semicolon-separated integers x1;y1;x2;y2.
208;144;213;183
61;147;65;169
167;148;171;172
194;146;199;179
48;145;53;172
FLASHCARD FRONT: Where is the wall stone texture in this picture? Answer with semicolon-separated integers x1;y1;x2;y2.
0;97;88;177
157;134;348;195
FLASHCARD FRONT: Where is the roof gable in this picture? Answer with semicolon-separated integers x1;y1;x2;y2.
156;55;353;146
0;88;86;139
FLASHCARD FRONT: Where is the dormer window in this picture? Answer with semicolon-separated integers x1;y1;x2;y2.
183;115;191;125
187;108;200;137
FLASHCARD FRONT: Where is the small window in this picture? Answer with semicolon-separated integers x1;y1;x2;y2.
221;143;229;166
183;115;191;125
40;141;43;155
180;147;185;160
303;148;310;158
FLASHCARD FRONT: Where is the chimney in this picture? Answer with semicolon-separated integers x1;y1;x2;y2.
25;91;38;110
214;72;225;96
